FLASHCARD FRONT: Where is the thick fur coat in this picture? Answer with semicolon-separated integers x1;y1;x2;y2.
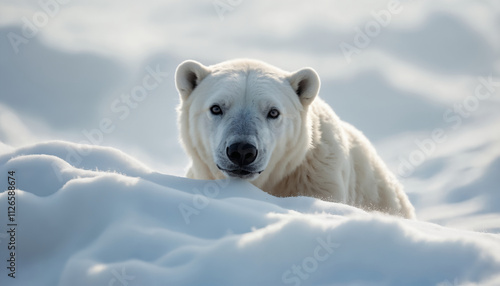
175;59;415;219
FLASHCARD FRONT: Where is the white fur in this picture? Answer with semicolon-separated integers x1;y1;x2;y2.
175;59;415;219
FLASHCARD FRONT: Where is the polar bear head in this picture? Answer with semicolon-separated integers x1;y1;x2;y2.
175;59;320;186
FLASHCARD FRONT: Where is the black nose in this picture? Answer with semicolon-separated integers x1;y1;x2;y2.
226;142;258;166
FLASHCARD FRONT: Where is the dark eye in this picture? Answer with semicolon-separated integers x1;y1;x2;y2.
268;108;280;119
210;105;222;115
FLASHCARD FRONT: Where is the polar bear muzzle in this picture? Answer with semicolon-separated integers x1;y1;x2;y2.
226;142;258;166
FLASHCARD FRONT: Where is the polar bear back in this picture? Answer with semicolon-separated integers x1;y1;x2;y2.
265;98;415;219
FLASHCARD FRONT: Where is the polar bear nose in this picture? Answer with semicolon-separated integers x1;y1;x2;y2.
226;142;258;166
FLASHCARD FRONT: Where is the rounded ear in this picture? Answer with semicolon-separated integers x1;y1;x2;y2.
175;60;211;100
287;67;320;106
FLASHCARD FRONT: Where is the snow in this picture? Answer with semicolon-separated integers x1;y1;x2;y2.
1;0;500;284
1;141;500;285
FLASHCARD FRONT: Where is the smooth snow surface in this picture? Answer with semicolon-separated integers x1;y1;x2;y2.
1;141;499;286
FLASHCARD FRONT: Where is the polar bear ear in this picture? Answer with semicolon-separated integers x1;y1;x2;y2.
175;60;211;100
287;68;320;106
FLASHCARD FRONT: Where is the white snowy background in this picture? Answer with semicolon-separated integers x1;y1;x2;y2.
0;0;500;285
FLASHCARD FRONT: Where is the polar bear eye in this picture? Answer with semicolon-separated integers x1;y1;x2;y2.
210;105;223;115
268;108;280;119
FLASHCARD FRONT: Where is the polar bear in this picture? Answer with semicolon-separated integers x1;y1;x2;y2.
175;59;415;219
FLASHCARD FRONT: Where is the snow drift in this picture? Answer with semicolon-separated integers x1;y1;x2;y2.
0;141;499;286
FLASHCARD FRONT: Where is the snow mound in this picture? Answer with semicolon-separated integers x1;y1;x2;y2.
1;141;499;286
